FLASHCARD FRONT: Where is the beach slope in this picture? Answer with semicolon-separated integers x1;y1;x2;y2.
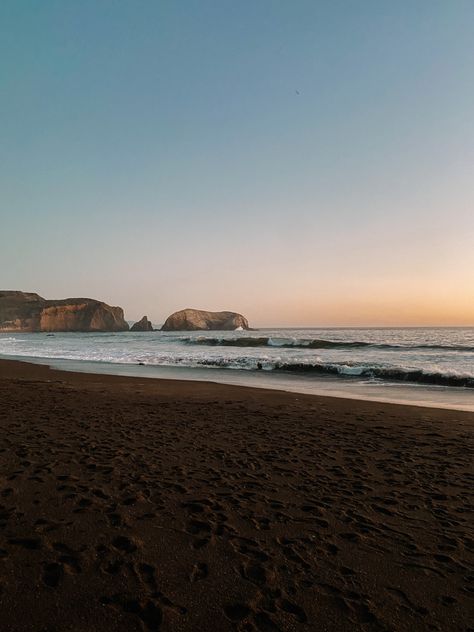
0;359;472;631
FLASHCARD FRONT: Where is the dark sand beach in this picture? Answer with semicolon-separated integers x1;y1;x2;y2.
0;358;472;632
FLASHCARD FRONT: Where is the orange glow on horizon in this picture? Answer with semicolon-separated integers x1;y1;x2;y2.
248;283;474;328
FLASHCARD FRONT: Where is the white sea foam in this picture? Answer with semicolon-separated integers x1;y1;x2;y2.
268;337;297;347
337;365;366;376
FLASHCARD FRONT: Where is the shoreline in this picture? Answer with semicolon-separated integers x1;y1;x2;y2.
2;353;474;413
0;358;473;631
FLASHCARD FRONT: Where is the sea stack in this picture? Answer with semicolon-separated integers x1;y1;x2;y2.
130;316;154;332
0;291;129;332
161;308;250;331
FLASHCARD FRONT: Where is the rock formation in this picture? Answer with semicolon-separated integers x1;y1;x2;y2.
130;316;154;332
161;308;249;331
0;291;129;332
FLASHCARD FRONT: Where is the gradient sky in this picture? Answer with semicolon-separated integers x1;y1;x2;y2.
1;1;473;327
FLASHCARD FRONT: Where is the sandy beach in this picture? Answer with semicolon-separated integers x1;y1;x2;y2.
0;358;472;631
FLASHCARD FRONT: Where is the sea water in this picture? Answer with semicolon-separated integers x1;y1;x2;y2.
1;328;474;411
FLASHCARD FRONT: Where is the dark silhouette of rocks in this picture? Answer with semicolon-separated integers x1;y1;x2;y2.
0;291;129;332
130;316;154;332
161;308;249;331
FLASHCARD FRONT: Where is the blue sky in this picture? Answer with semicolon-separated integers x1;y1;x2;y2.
1;1;473;326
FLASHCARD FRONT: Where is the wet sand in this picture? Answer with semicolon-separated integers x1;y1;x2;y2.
0;358;472;631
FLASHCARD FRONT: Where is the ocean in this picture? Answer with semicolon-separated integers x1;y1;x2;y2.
1;327;474;411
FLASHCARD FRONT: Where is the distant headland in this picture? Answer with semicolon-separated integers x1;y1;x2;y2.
0;291;129;333
0;291;250;332
161;308;249;331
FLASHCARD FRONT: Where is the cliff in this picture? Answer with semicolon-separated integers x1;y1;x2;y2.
0;291;129;332
161;308;249;331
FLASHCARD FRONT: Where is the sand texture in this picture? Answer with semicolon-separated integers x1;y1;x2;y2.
0;359;473;631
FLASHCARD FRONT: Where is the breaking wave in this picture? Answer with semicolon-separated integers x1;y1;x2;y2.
194;358;474;387
185;336;474;352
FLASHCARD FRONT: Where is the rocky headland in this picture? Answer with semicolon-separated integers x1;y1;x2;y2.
0;292;251;334
161;308;249;331
0;291;129;332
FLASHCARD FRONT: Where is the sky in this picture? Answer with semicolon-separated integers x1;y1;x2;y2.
1;1;473;327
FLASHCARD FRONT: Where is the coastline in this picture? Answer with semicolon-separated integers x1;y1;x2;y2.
0;357;473;631
2;352;474;413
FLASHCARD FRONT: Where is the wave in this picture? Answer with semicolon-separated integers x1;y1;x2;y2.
270;363;474;387
185;336;474;352
188;336;372;348
194;358;474;388
1;341;473;388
